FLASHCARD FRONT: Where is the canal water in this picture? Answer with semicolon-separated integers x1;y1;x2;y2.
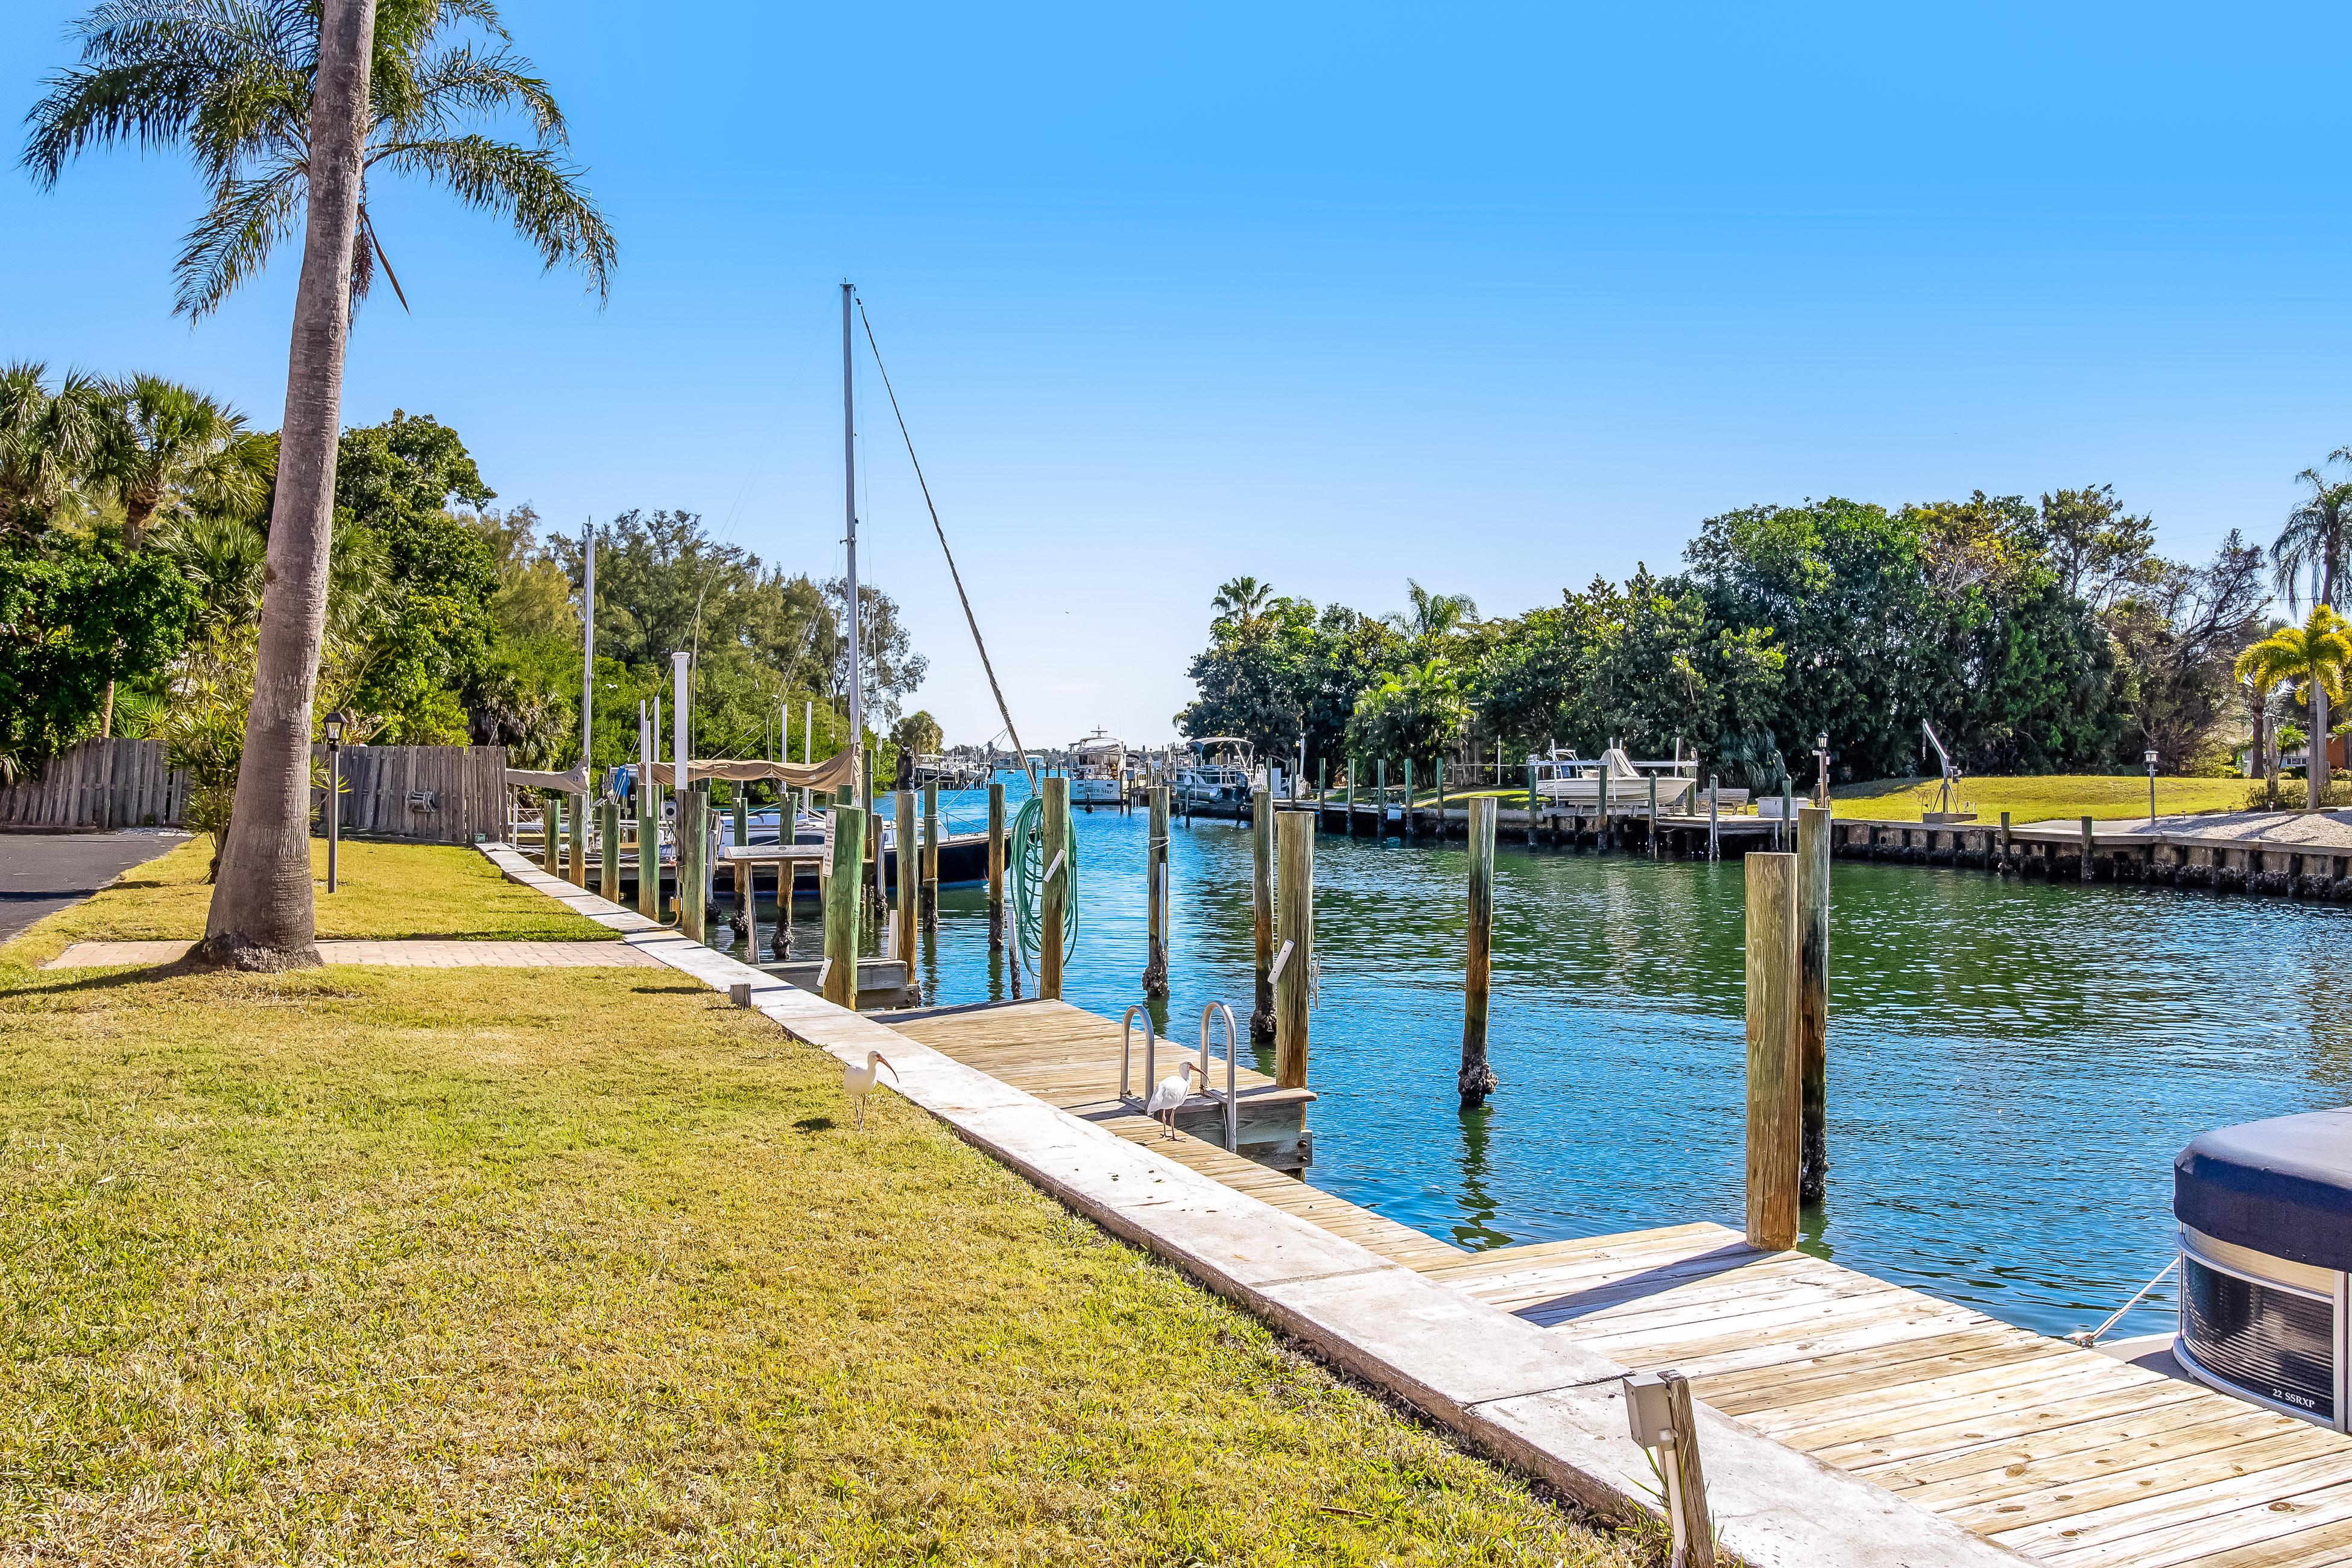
721;777;2352;1340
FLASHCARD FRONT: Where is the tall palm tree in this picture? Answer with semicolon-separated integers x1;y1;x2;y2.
1211;575;1272;633
25;0;614;968
2272;467;2352;804
1385;579;1478;641
2235;608;2351;808
24;0;616;320
95;376;269;544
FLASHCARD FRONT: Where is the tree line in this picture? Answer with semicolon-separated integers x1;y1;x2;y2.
0;367;928;842
1181;481;2347;791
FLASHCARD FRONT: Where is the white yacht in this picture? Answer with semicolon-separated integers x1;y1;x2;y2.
1069;732;1127;806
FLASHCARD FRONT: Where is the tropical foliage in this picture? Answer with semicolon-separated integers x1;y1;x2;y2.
1180;485;2274;788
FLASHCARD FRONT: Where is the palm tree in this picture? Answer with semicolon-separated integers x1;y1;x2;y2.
0;361;109;531
2235;608;2351;808
25;0;614;968
2275;464;2352;790
95;376;269;544
24;0;616;320
1211;575;1272;633
1385;580;1478;641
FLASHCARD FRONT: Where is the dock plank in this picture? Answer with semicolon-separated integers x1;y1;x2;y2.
888;1003;2352;1567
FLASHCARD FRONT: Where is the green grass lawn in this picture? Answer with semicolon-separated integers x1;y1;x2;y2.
1832;774;2260;824
0;867;1634;1564
3;837;611;967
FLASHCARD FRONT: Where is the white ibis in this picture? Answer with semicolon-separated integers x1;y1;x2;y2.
1145;1061;1206;1139
844;1049;897;1130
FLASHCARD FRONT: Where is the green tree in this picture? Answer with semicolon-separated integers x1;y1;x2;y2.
1383;580;1478;642
1345;658;1468;771
0;532;196;777
95;375;270;543
1210;575;1272;634
2234;607;2351;805
0;362;110;534
2273;463;2352;776
893;710;943;759
27;0;615;967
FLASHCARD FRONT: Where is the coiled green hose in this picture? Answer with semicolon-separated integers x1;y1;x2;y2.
1008;792;1078;973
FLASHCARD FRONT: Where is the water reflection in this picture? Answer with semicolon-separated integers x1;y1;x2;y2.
717;777;2352;1340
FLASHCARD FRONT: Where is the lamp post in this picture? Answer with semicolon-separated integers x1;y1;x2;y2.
2146;748;2159;826
323;710;346;893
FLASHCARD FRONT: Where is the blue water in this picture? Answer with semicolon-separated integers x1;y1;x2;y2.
721;774;2352;1339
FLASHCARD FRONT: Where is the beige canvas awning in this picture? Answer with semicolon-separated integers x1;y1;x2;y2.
645;751;860;792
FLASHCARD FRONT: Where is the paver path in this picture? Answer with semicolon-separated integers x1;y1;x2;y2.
41;938;661;969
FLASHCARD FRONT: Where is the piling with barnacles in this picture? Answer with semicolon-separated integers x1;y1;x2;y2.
1143;782;1170;997
1251;786;1274;1040
1459;795;1498;1105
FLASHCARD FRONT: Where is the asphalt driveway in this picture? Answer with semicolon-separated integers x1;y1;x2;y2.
0;830;189;943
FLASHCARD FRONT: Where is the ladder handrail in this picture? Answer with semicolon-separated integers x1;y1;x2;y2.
1120;1004;1157;1106
1199;1002;1240;1152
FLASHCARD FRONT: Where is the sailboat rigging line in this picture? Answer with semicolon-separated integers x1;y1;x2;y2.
856;297;1037;787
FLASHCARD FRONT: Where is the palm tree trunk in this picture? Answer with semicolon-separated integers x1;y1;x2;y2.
2316;683;2333;810
195;0;376;970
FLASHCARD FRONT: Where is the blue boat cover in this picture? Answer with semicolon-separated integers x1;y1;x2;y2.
2177;1109;2352;1272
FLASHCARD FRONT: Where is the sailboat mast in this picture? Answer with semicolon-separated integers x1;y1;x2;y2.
841;282;864;802
579;518;596;773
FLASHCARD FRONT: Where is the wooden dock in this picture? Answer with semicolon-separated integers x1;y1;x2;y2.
880;1000;2352;1568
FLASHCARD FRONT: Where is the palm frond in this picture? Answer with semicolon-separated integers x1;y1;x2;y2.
171;164;303;318
23;0;299;185
376;134;614;302
393;42;563;142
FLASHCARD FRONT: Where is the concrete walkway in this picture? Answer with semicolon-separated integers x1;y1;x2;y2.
40;938;661;970
474;840;2016;1568
0;829;188;942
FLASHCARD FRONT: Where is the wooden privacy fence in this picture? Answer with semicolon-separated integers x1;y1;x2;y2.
311;744;509;846
0;737;511;845
0;737;186;830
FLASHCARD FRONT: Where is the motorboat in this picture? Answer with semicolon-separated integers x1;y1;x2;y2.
1529;744;1699;815
1177;736;1257;809
1069;732;1127;807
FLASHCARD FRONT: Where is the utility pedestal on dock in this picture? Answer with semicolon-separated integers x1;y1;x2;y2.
1251;786;1274;1041
1797;805;1830;1203
1745;850;1798;1251
1143;783;1169;997
1276;806;1314;1090
1459;795;1497;1105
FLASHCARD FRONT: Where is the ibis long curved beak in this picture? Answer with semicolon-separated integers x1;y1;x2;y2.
875;1054;898;1083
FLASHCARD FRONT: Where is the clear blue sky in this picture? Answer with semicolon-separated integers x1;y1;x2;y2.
8;2;2350;746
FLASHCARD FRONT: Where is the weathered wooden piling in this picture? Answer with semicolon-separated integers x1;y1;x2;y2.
1647;773;1660;858
1345;762;1356;836
987;781;1007;949
1434;763;1447;837
733;794;748;856
1796;805;1830;1204
921;780;940;930
823;805;865;1008
1376;759;1388;836
1526;760;1538;847
1744;851;1800;1251
1143;783;1170;997
1251;786;1275;1040
1460;795;1498;1105
1596;765;1610;851
1275;806;1314;1089
1039;776;1069;1001
680;787;709;943
542;792;562;875
1707;775;1721;861
1402;757;1415;838
2079;815;2094;883
566;792;589;886
599;798;621;902
1998;809;2011;874
636;786;660;920
894;788;918;969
